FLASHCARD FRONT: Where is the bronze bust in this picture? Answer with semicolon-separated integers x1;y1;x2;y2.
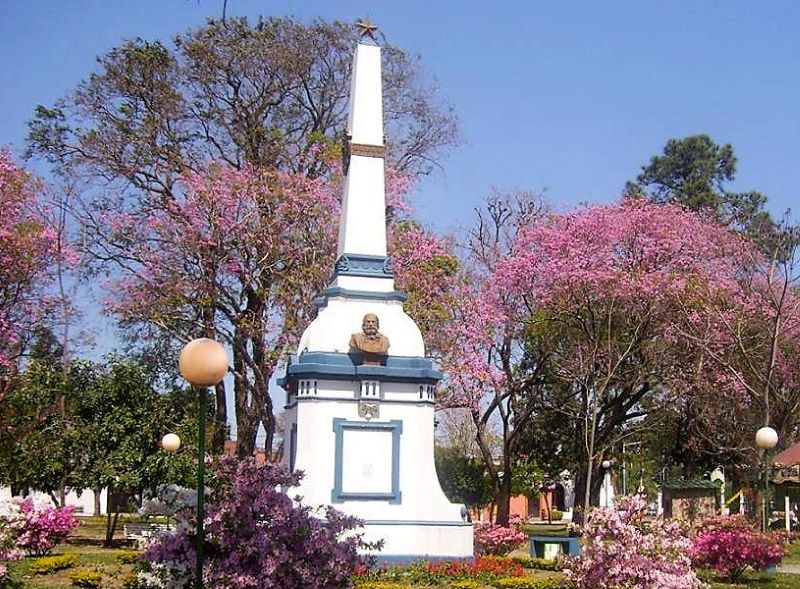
349;313;390;363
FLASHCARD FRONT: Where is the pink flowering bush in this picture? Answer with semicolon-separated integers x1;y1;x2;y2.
473;521;527;556
139;457;376;589
690;515;784;580
0;497;78;558
15;498;79;556
564;494;705;589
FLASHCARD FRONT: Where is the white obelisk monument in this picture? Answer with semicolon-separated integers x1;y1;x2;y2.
281;23;473;562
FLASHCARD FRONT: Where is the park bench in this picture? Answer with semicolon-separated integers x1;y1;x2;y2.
122;523;172;543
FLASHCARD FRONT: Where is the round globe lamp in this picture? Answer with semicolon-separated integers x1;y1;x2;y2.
178;337;227;589
602;460;611;469
179;338;228;387
161;433;181;453
755;426;778;533
755;426;778;450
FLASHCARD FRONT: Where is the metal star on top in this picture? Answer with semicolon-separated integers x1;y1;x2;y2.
355;18;378;41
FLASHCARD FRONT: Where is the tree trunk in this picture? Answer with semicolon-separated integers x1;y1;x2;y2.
573;468;604;525
93;486;102;516
104;507;121;547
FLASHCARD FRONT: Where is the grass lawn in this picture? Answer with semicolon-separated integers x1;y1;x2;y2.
6;543;135;588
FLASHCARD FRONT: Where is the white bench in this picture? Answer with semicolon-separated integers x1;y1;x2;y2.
123;523;172;542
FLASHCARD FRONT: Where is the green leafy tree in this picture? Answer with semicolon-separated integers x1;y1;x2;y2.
434;447;493;513
628;134;775;239
26;17;459;456
68;357;196;545
0;334;93;504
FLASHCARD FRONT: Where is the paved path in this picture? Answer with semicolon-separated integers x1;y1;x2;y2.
779;564;800;574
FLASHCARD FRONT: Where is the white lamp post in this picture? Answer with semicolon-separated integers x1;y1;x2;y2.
179;338;228;589
755;426;778;532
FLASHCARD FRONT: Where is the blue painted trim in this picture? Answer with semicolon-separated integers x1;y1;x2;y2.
315;287;407;308
333;253;394;279
283;352;443;385
332;418;402;504
528;535;580;557
289;423;297;472
370;555;474;566
365;520;472;527
285;396;434;409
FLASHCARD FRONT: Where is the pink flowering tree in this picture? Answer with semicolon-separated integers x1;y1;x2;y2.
671;224;800;467
434;192;550;525
438;195;750;523
564;494;704;589
0;151;67;371
88;158;454;457
140;457;374;589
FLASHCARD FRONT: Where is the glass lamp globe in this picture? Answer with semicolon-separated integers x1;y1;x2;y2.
602;460;611;469
161;433;181;453
755;426;778;450
179;338;228;387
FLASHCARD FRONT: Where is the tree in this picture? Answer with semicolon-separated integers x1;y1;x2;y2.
628;134;775;239
26;17;459;456
495;199;752;519
434;447;493;513
69;357;195;544
0;152;68;371
672;222;800;468
436;191;551;525
28;17;457;180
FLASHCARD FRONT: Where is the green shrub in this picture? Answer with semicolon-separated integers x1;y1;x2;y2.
121;573;142;589
449;581;483;589
28;553;79;575
117;549;141;565
509;556;562;571
550;509;563;521
68;569;103;588
492;578;570;589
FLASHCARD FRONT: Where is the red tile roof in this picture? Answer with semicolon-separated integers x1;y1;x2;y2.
774;442;800;466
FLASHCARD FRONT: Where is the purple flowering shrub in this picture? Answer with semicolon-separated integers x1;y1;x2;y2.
690;515;784;580
140;457;376;589
473;521;528;556
563;494;705;589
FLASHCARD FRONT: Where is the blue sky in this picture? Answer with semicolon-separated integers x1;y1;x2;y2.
2;1;797;443
1;0;798;232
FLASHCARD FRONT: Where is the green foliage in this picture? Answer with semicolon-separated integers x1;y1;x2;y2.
68;568;103;588
435;447;493;510
510;461;542;498
117;549;141;565
28;553;79;574
352;583;409;589
448;581;482;589
121;573;142;589
510;557;562;572
630;134;776;239
492;578;568;589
